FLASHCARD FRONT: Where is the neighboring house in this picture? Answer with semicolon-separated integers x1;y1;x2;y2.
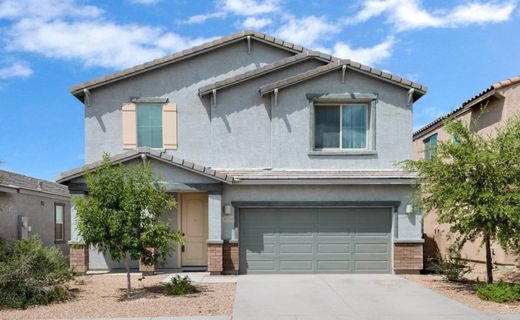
0;169;71;254
413;75;520;267
58;30;427;275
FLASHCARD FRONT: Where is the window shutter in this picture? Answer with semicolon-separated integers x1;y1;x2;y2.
163;102;178;149
122;102;137;149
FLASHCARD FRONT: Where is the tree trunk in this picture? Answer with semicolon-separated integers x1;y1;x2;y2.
124;252;132;297
484;234;494;283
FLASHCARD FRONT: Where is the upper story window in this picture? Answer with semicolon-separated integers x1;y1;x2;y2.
137;104;163;148
54;203;65;243
314;104;369;150
424;134;438;160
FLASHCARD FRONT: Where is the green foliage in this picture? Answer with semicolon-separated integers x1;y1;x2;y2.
0;236;73;309
402;112;520;281
74;154;183;296
164;275;199;295
476;281;520;303
427;246;471;282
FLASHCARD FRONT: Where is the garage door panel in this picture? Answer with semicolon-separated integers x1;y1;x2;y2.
240;208;391;274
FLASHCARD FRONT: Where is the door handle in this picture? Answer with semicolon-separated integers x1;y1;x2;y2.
181;244;185;252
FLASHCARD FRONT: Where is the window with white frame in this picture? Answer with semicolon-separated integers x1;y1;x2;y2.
314;104;369;150
54;203;65;243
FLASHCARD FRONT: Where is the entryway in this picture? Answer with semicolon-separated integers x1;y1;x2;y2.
180;192;208;268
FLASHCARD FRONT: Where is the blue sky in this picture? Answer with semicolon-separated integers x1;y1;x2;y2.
0;0;519;181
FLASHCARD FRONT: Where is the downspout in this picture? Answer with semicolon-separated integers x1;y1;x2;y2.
407;88;415;107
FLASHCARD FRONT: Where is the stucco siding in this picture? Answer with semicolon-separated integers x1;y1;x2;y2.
0;191;70;254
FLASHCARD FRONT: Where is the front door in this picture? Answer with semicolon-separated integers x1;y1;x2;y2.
181;192;208;266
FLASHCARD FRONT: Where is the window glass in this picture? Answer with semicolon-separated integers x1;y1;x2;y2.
425;134;438;160
137;104;163;148
55;204;64;241
342;104;367;149
314;106;340;149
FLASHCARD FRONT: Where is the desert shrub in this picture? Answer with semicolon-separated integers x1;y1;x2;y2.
0;236;74;309
428;246;471;282
476;281;520;303
164;275;199;295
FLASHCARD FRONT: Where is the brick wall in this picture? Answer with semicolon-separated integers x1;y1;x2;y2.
223;242;239;275
70;244;89;274
394;243;423;274
207;243;223;274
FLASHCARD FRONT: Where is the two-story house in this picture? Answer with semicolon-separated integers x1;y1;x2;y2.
58;30;427;275
413;75;520;269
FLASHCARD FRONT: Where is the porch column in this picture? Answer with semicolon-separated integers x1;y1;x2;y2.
207;193;223;274
69;193;89;274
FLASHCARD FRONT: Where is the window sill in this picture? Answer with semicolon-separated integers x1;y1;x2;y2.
308;150;377;156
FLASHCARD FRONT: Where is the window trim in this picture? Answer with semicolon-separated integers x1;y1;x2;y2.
54;202;65;244
310;99;376;155
136;103;164;149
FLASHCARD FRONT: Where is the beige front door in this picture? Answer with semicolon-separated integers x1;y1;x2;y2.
181;192;208;266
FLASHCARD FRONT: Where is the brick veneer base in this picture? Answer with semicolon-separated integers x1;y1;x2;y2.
394;242;423;274
208;243;223;275
223;242;239;275
70;245;89;274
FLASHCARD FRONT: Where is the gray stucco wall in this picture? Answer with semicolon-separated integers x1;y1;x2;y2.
0;190;70;255
83;39;412;171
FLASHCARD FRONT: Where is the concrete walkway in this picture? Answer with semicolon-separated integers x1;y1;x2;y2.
233;274;519;320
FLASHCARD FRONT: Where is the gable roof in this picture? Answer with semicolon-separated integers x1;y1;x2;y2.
198;50;335;96
413;75;520;139
70;30;310;101
56;148;235;184
70;29;427;102
0;169;69;197
259;59;427;100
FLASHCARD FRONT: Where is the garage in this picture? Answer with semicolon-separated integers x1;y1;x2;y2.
239;207;392;274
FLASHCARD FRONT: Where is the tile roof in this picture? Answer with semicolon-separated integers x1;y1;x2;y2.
56;148;235;184
259;59;427;99
219;169;416;181
413;75;520;138
198;51;335;96
70;30;309;100
0;169;69;197
70;30;426;102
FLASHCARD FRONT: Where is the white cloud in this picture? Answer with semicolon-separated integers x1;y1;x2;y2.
0;0;102;20
243;16;272;29
275;15;340;48
183;0;279;24
348;0;516;31
219;0;279;16
1;0;216;69
0;61;33;79
329;36;396;65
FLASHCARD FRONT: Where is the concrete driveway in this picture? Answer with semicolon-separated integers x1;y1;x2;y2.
233;274;517;320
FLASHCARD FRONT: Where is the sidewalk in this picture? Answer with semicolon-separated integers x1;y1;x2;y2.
70;316;230;320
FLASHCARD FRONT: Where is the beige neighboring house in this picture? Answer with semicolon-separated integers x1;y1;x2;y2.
413;75;520;267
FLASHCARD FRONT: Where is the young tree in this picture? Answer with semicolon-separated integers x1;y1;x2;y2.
75;154;183;296
403;115;520;283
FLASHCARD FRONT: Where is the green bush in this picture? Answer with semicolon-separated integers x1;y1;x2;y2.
476;282;520;303
164;275;199;295
428;247;471;282
0;236;74;309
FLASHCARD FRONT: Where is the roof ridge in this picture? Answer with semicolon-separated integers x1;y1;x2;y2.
413;74;520;137
259;59;427;96
198;50;336;96
70;29;312;97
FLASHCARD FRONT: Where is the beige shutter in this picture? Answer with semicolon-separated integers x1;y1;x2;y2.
122;102;137;149
163;102;178;149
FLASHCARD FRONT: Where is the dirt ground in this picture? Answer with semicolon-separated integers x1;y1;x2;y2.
402;268;520;315
0;273;236;319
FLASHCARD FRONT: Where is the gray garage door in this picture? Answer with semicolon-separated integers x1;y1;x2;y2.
239;208;392;274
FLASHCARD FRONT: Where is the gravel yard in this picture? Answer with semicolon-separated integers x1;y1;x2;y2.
0;273;236;319
402;272;520;315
